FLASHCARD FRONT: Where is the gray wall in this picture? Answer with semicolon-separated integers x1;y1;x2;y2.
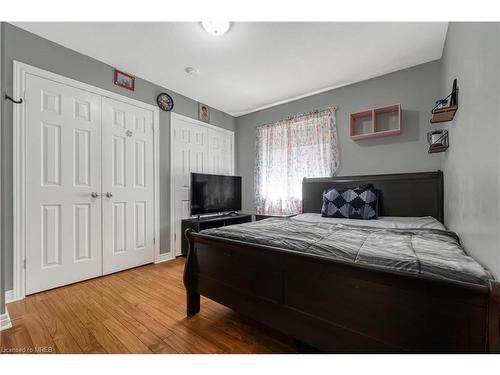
1;23;235;290
2;22;499;296
440;23;500;279
236;61;443;213
1;22;5;315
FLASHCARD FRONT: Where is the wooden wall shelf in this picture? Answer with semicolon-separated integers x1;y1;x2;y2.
430;105;458;124
428;144;449;153
350;104;401;140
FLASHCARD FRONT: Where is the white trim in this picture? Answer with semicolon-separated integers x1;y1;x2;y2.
4;289;23;304
170;113;175;257
152;109;163;263
13;61;163;301
154;252;172;264
12;61;25;303
169;112;235;257
169;113;176;257
0;309;12;331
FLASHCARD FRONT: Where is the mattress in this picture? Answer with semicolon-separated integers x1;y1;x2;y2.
200;217;492;285
291;213;446;230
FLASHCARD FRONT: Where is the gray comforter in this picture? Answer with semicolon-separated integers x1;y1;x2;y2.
200;217;492;285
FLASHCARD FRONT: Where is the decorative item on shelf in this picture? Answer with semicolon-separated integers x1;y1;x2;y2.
434;98;448;109
349;104;401;140
427;129;449;153
157;93;174;112
430;78;458;124
198;103;210;123
114;69;135;91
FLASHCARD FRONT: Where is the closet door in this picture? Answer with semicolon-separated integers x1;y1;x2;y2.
207;128;234;175
171;116;209;256
25;74;102;295
101;97;155;274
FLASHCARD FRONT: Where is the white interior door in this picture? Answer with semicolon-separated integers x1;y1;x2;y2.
25;74;102;295
207;128;234;175
171;117;208;256
101;97;154;274
171;114;234;256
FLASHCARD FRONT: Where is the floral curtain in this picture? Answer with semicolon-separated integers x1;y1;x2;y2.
254;107;340;215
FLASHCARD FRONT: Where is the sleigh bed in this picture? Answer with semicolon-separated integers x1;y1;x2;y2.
183;171;500;353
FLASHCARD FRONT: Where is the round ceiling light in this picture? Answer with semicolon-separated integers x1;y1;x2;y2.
201;21;231;36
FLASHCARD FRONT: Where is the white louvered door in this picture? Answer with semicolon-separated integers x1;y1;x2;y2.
101;97;154;274
25;74;103;294
24;74;155;295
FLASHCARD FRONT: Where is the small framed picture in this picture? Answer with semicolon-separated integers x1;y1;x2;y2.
198;103;210;123
114;69;135;91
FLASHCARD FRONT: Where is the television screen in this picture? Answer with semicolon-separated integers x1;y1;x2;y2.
190;173;242;215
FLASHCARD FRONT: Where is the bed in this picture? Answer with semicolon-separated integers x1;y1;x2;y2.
183;171;500;353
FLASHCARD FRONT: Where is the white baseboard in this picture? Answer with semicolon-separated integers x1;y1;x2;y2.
155;252;175;264
5;289;23;304
5;289;14;303
0;309;12;331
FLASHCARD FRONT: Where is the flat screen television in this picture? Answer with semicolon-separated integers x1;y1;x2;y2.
190;173;242;216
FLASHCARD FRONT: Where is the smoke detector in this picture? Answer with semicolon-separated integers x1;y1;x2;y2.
184;67;200;76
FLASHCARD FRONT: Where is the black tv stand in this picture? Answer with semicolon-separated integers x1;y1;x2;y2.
180;213;252;256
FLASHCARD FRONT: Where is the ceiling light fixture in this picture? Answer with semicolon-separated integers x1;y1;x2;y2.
201;21;231;36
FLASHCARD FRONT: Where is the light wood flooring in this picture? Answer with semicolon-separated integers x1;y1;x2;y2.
0;258;310;354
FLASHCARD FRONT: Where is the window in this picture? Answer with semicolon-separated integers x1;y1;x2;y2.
254;108;339;215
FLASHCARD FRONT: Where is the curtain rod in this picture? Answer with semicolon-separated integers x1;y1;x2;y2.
282;106;337;121
257;106;338;129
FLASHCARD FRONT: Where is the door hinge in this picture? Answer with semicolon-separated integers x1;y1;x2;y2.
23;259;26;269
153;237;156;244
174;233;177;241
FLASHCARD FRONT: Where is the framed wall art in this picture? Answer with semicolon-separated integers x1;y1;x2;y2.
114;69;135;91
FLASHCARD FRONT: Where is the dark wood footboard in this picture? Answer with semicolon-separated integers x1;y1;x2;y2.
488;280;500;352
184;229;500;353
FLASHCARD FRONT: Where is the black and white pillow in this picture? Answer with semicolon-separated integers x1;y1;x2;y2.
321;185;378;220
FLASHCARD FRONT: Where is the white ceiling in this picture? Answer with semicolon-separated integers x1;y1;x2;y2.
13;22;448;117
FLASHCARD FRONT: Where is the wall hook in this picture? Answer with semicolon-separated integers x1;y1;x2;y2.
5;93;23;104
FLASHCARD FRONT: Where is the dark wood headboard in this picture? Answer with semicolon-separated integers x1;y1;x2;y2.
302;171;444;223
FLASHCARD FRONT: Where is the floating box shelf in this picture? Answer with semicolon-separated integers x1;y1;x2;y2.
350;104;401;140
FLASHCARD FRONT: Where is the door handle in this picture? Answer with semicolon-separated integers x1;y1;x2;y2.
105;192;113;198
91;192;100;198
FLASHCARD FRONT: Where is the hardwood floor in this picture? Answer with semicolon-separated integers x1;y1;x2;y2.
0;258;310;354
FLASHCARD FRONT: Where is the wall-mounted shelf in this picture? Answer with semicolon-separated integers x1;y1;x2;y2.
427;129;449;154
430;105;458;124
350;104;401;140
428;144;449;153
430;79;458;124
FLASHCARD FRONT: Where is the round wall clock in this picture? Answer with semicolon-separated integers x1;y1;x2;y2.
157;93;174;112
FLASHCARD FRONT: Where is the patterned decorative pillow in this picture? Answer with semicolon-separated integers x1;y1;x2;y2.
321;185;378;220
